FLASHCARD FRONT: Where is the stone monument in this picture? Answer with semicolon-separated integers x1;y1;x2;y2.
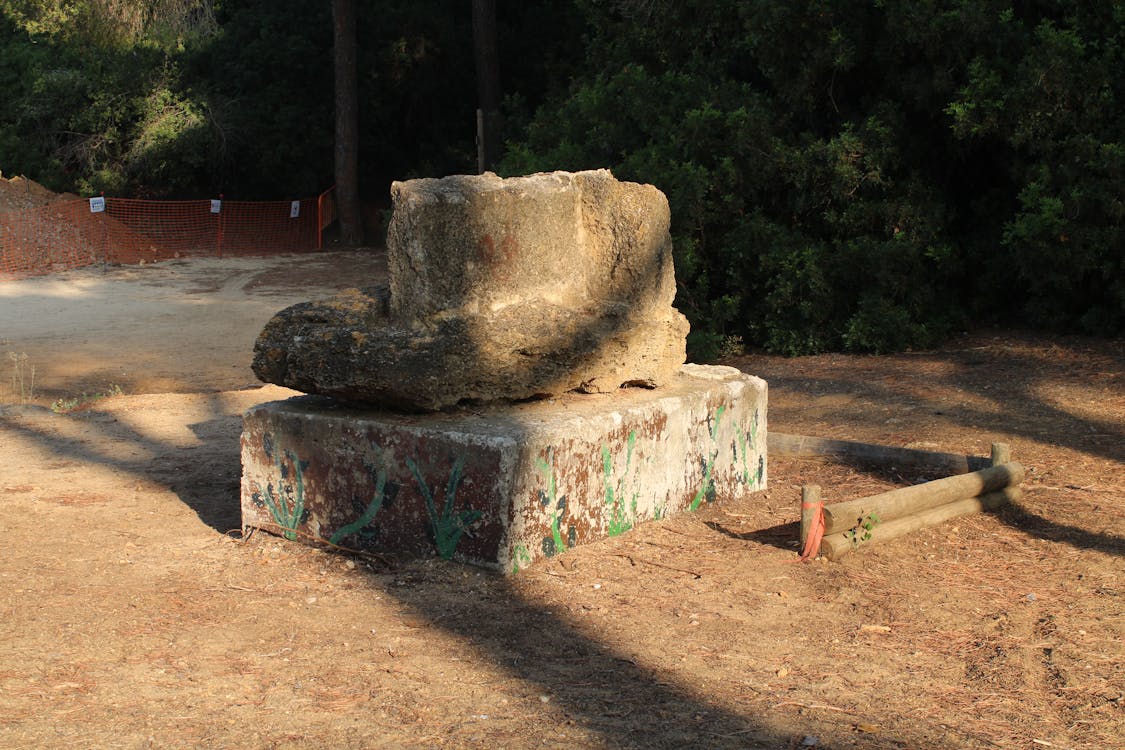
241;170;767;572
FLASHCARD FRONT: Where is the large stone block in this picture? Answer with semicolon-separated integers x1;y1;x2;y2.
251;170;689;410
386;169;677;319
241;365;767;573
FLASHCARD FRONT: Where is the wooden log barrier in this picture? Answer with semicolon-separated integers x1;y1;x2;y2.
788;436;1023;561
821;461;1024;536
819;487;1021;560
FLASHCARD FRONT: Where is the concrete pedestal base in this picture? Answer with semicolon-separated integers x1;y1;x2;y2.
240;364;767;573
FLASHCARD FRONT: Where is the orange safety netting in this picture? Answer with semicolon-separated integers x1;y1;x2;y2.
0;187;337;278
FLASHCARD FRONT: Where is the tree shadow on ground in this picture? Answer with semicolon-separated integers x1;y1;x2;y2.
372;564;815;750
998;502;1125;558
746;334;1124;465
705;519;799;553
742;333;1125;557
1;397;243;532
711;508;1125;560
0;401;866;750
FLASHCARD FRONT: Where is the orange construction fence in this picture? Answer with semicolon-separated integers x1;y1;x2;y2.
0;186;338;277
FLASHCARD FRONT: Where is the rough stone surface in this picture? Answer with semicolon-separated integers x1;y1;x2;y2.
241;365;767;572
386;170;677;320
252;170;689;410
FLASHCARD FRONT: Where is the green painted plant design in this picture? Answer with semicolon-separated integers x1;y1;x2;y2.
734;408;764;487
510;544;533;575
329;464;388;546
602;430;639;536
407;455;481;560
691;405;726;511
251;446;308;541
535;448;574;556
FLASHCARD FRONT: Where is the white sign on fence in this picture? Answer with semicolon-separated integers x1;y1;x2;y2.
210;199;222;214
290;200;301;218
89;196;106;213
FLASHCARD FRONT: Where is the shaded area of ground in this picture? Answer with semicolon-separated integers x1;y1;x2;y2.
1;253;1121;748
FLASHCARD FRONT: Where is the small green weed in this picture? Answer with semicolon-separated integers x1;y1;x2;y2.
718;334;746;359
7;351;36;402
844;511;881;548
51;384;124;413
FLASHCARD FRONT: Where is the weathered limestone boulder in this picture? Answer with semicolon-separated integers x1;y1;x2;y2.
252;170;689;410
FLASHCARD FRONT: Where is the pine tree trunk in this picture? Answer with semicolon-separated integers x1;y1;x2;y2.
332;0;363;244
472;0;502;172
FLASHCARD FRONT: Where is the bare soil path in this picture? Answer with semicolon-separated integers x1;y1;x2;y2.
1;251;1122;749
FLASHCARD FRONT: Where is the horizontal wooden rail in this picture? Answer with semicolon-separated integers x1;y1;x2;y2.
820;487;1021;560
769;432;991;474
821;462;1024;535
790;436;1023;561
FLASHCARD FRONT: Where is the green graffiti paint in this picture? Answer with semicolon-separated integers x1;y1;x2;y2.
690;405;725;511
511;544;533;574
407;455;481;560
251;445;308;540
535;448;571;557
733;408;761;487
602;430;639;536
734;427;749;484
329;464;387;546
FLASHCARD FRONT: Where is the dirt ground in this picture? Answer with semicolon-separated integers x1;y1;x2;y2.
1;251;1122;750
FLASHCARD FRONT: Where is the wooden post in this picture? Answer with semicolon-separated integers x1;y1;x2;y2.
991;442;1011;466
216;193;224;259
819;487;1020;560
476;108;485;174
800;485;821;547
821;462;1024;536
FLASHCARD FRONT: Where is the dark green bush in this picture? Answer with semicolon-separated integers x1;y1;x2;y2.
501;8;961;355
1;1;1120;348
947;9;1125;334
504;0;1123;353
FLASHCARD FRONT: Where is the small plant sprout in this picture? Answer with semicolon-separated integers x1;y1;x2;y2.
50;384;124;413
7;351;36;403
844;511;881;548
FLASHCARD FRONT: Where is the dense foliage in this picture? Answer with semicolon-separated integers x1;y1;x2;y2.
504;0;1124;353
0;0;578;198
0;1;1121;352
0;0;225;196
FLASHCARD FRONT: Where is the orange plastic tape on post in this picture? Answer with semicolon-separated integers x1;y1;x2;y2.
799;485;825;561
